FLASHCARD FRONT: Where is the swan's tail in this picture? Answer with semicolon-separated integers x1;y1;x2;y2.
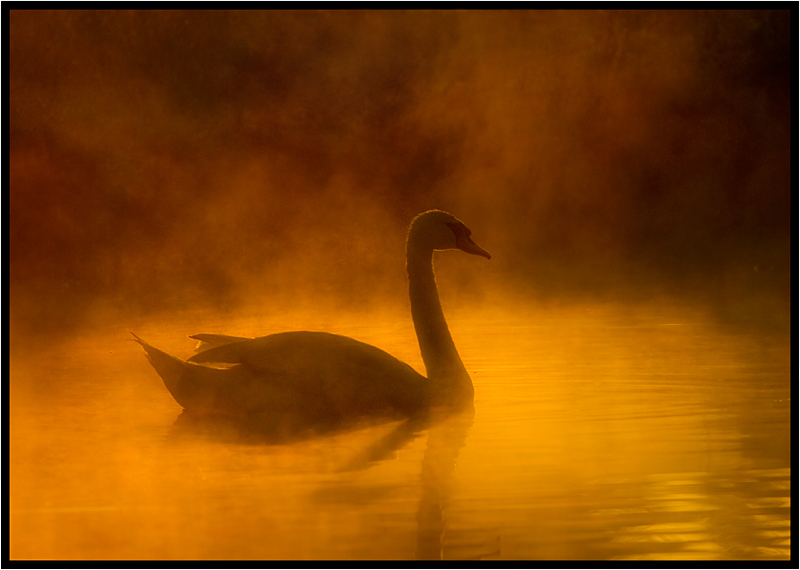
131;332;190;406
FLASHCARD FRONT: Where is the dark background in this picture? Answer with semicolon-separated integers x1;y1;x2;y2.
9;10;792;336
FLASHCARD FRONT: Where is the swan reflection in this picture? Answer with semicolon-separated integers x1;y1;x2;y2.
168;405;432;449
170;404;476;560
415;408;475;560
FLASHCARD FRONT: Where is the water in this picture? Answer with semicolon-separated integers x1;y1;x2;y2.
9;302;791;560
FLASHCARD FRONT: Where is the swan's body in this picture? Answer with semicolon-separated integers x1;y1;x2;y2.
134;210;490;432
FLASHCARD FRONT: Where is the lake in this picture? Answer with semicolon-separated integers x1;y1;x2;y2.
9;301;791;560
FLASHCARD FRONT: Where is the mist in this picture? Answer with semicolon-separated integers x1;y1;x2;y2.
10;10;791;336
9;10;794;562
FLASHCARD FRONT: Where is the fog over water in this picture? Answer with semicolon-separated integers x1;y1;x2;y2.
9;9;792;561
9;9;790;335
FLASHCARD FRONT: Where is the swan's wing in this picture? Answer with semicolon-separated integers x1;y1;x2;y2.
189;333;253;353
187;331;429;416
186;334;336;381
189;332;422;377
187;339;255;365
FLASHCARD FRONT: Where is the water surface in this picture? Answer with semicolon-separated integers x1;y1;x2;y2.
9;302;791;560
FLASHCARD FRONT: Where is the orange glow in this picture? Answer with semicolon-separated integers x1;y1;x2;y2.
10;302;791;560
9;9;790;561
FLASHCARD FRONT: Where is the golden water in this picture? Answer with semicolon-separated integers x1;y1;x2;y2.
9;302;790;560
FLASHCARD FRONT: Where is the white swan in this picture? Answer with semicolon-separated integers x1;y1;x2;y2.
133;210;490;431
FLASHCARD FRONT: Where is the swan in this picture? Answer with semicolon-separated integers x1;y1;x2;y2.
133;210;490;433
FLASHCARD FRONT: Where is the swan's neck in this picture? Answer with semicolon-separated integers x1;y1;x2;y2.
407;244;473;402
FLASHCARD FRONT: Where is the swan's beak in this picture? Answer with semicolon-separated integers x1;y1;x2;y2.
458;235;491;260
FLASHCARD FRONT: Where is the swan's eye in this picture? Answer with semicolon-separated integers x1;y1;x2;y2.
445;222;469;238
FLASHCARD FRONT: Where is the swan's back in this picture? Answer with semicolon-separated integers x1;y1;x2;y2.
184;331;429;425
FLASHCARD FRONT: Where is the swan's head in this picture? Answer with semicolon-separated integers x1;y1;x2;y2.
408;210;491;259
